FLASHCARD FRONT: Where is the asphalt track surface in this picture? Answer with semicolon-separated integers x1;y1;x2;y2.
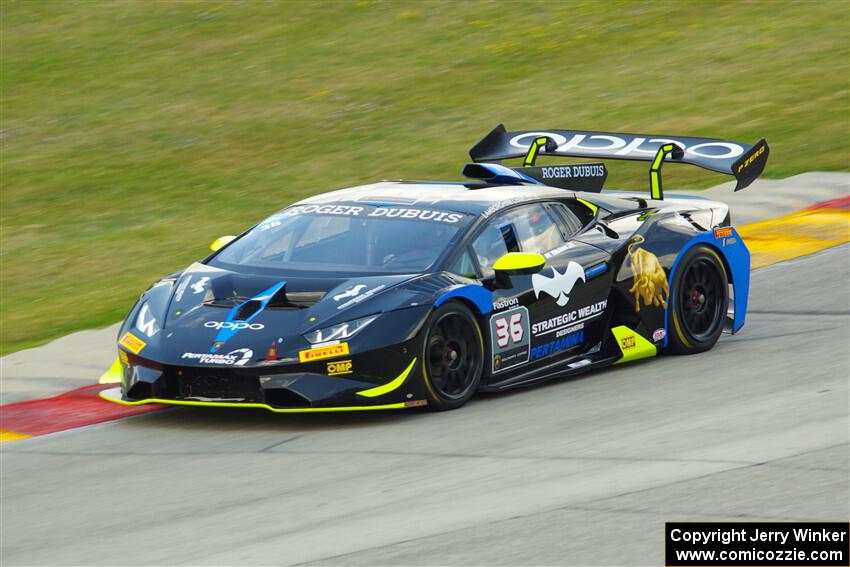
2;245;848;566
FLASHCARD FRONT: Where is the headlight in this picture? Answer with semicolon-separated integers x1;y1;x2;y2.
303;314;378;345
134;302;160;338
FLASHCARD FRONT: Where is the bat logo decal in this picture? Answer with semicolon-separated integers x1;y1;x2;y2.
532;262;586;307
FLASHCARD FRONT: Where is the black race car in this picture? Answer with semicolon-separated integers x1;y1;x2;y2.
100;125;769;412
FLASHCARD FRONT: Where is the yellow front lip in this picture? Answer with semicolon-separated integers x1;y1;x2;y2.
99;387;425;413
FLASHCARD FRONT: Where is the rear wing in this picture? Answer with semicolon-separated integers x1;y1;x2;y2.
469;124;769;194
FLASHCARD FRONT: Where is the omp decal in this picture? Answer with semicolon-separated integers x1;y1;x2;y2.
299;342;350;363
327;359;353;376
611;326;656;364
333;284;367;302
210;281;285;352
100;386;422;412
435;284;494;315
713;226;733;239
357;358;416;398
627;235;669;313
490;306;530;373
532;262;585;307
135;303;159;337
664;227;750;344
119;332;146;354
529;330;584;362
531;299;607;337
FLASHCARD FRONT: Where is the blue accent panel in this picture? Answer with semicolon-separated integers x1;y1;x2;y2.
586;262;608;279
663;228;750;347
210;281;286;353
434;285;494;315
467;163;541;185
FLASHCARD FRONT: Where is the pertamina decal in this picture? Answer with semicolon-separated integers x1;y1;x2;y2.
299;342;350;363
327;359;353;376
490;306;530;373
119;331;146;354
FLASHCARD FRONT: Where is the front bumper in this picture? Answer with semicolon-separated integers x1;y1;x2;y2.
101;346;428;412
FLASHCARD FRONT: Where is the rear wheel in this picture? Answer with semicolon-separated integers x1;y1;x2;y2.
667;245;729;354
421;302;484;411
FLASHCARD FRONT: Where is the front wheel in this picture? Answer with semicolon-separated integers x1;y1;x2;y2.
421;302;484;411
667;245;729;354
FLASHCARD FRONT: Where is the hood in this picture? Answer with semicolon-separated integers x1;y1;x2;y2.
123;263;456;366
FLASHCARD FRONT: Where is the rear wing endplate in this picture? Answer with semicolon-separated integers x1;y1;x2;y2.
469;124;769;193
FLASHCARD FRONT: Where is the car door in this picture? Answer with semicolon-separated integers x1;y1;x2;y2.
456;201;611;386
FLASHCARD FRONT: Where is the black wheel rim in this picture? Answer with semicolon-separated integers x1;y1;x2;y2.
679;258;724;340
426;313;480;400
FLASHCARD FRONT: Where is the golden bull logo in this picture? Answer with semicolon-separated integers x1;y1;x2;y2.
627;235;669;313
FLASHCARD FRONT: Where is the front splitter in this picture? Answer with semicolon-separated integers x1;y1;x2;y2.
99;387;426;413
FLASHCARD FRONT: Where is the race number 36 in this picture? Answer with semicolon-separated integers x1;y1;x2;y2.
495;312;525;347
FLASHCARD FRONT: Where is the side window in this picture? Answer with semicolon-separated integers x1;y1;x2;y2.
511;204;566;254
549;203;585;237
470;204;567;278
471;218;519;279
448;249;477;279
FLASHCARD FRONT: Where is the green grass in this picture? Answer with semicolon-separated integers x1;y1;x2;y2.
1;0;848;354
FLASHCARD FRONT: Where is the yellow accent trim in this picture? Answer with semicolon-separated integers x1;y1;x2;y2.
98;387;416;413
576;198;598;215
611;325;657;364
0;430;32;444
493;252;545;272
99;357;123;384
298;342;350;363
649;144;674;200
210;235;236;252
523;136;550;167
739;207;850;269
357;358;417;398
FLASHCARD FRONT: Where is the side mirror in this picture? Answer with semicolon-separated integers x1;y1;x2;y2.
210;235;236;252
492;252;545;288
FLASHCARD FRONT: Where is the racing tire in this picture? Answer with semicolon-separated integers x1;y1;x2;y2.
421;302;484;411
667;245;729;355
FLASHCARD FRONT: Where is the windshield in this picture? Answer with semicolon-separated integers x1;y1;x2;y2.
210;203;471;275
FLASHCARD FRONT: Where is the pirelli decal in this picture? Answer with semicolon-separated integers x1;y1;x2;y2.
299;342;350;363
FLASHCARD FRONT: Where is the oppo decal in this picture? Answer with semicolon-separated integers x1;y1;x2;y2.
204;321;264;330
508;132;745;160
